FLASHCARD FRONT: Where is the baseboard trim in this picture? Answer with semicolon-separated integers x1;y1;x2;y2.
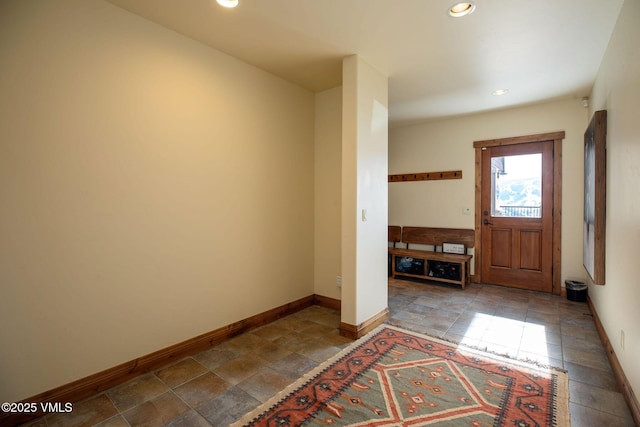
1;294;317;427
340;308;390;340
313;294;341;311
587;296;640;426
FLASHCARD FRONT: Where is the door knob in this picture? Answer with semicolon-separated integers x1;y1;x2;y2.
483;219;493;225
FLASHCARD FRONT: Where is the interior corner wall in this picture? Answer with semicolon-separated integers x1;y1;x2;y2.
0;0;315;402
389;98;588;284
314;86;342;300
341;56;388;326
587;0;640;402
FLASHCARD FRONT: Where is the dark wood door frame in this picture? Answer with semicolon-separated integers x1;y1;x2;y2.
473;131;565;295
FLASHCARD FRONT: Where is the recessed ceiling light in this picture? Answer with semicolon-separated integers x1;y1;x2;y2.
216;0;238;8
449;2;476;18
492;89;509;96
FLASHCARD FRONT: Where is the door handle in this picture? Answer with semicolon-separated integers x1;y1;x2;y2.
483;219;493;225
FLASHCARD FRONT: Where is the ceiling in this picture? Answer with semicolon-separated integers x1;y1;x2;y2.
107;0;623;127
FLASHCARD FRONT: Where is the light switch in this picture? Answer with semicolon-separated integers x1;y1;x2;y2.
362;209;367;222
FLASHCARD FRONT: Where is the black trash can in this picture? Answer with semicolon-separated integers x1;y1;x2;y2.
565;280;588;302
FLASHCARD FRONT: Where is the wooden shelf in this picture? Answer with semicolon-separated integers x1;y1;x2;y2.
389;248;471;289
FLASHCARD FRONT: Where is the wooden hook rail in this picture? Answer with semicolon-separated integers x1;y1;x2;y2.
388;170;462;182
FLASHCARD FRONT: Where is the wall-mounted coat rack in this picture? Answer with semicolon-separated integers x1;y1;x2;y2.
388;170;462;182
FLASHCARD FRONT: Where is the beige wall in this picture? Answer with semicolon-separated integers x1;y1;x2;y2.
588;0;640;402
314;87;342;300
0;0;315;402
389;98;589;284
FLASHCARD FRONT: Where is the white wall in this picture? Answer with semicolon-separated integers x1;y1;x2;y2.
588;0;640;402
389;98;588;284
0;0;315;402
314;87;342;300
341;56;388;326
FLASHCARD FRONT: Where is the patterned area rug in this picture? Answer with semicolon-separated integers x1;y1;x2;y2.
232;324;569;426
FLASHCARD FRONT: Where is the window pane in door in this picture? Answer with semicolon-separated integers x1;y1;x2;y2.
490;153;542;218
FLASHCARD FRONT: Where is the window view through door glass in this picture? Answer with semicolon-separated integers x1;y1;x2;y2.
490;153;542;217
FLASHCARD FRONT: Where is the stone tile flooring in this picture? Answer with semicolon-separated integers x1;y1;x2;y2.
23;279;635;426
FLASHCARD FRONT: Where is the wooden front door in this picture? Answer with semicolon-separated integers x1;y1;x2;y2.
479;140;554;292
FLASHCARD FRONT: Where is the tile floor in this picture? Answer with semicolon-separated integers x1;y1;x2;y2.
23;279;635;426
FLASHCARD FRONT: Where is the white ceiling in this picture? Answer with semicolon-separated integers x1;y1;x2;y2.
107;0;623;127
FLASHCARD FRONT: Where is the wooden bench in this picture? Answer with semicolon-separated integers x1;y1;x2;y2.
388;225;402;248
389;226;474;289
388;226;402;277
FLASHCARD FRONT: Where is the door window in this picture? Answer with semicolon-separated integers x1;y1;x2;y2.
490;153;542;218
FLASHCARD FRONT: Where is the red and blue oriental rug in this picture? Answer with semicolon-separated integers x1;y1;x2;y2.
232;325;569;426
